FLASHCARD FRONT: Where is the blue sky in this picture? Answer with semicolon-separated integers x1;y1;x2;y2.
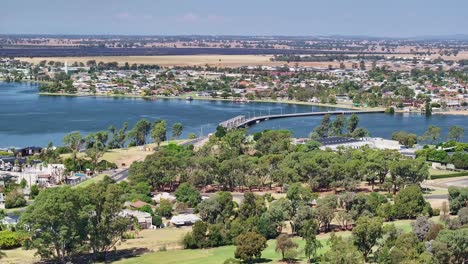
2;0;467;37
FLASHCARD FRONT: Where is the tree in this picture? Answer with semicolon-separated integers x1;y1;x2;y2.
286;183;316;212
63;131;84;161
85;182;130;260
448;186;468;214
151;120;167;147
314;195;337;232
155;199;173;218
197;192;235;224
234;232;267;263
391;131;418;147
323;233;365;264
292;205;314;236
313;114;330;138
275;234;298;261
171;123;183;140
85;142;106;173
433;228;468;264
390;232;426;264
174;183;201;207
127;119;152;146
447;125;464;142
389;159;428;194
347;114;359;134
4;189;26;209
239;192;266;220
20;187;89;262
458;207;468;225
352;216;384;260
215;126;227;138
419;125;441;144
303;220;322;263
393;185;429;218
411;216;434;242
425;96;432;116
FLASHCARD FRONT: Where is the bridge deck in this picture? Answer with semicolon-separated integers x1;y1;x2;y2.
219;110;385;129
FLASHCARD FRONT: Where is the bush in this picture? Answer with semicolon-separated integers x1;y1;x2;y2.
0;230;26;249
152;215;163;227
156;199;173;218
432;208;440;217
5;189;27;209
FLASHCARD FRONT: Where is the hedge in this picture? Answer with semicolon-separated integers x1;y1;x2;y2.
430;171;468;180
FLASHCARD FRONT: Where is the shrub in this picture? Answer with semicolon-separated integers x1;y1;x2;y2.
5;189;27;209
0;230;26;249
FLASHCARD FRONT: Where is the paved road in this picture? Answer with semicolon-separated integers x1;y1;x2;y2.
112;169;129;182
444;178;468;187
424;194;448;200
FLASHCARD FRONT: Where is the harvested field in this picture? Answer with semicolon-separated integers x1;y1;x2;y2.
19;55;274;67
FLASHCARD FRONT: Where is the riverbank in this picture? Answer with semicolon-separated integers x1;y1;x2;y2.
38;91;368;110
433;110;468;116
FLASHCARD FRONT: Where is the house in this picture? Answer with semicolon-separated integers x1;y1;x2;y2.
16;147;42;157
170;214;201;226
0;192;4;209
125;200;152;210
2;215;19;226
120;209;152;229
152;192;176;203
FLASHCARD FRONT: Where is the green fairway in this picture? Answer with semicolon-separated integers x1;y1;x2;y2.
115;217;431;264
116;235;338;264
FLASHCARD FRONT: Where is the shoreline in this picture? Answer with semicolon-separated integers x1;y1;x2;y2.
37;91;368;110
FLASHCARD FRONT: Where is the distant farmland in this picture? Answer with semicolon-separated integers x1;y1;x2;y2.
0;46;400;57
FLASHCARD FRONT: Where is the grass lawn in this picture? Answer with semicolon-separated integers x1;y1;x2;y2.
116;238;324;264
429;168;454;176
2;248;39;264
60;140;185;168
116;227;191;252
115;217;433;264
73;174;107;188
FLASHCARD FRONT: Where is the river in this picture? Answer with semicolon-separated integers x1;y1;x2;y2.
1;82;467;148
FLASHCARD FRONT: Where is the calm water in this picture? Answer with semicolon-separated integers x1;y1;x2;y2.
1;82;467;148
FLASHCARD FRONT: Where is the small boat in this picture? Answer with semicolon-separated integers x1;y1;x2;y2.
186;96;193;101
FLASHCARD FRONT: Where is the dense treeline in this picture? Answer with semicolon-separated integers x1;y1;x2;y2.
129;126;428;194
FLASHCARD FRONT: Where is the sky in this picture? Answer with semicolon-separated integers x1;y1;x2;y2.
2;0;468;37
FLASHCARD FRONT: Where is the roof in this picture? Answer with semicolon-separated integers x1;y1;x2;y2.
130;200;150;209
316;137;360;146
170;214;201;226
120;209;151;223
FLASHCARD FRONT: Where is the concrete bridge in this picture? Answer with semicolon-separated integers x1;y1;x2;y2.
219;110;385;129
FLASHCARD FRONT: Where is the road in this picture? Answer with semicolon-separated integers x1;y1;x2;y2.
111;168;129;182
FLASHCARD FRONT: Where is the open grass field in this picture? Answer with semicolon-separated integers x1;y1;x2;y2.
115;218;429;264
2;248;39;264
116;227;191;252
61;140;184;168
18;55;275;67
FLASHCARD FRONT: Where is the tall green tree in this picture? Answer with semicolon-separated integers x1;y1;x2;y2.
20;187;89;262
347;114;359;134
323;233;365;264
85;182;130;260
63;131;84;161
127;119;152;146
234;232;267;263
420;125;441;144
352;216;384;260
303;220;322;263
171;122;183;140
151;119;167;147
447;125;464;142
